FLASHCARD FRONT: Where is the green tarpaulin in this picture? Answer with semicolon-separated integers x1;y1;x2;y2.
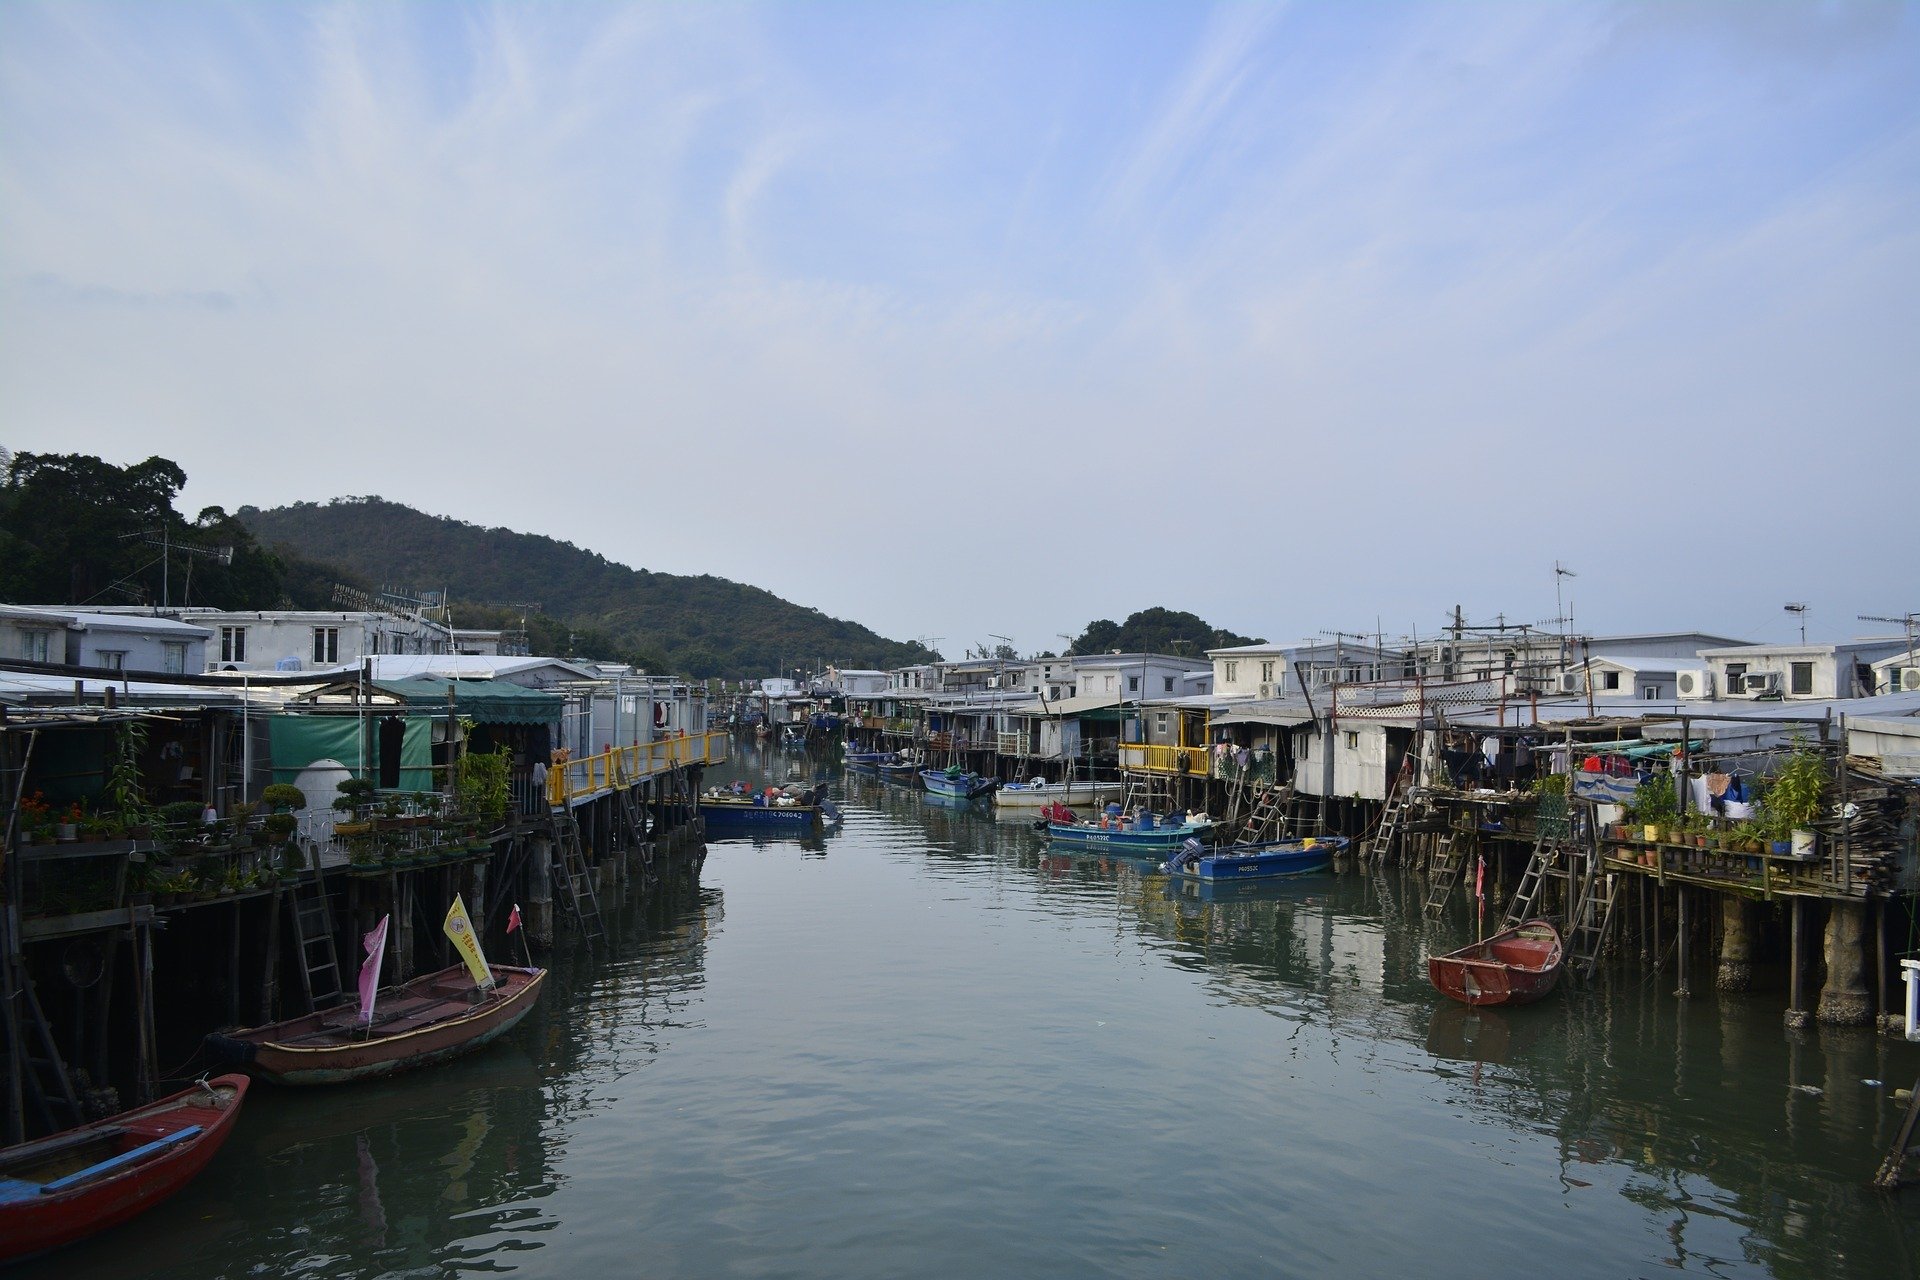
373;678;562;726
268;714;432;791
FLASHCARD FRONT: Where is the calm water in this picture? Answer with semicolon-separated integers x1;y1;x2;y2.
28;752;1920;1279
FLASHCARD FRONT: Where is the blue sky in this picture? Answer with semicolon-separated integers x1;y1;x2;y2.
2;2;1915;658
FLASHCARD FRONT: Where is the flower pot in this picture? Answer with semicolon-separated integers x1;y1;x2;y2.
1770;839;1791;856
1791;828;1816;859
1643;824;1661;843
55;823;77;842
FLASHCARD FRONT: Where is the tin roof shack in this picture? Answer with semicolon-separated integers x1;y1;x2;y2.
110;607;456;673
1557;654;1692;703
1870;647;1920;695
0;605;212;675
1700;638;1911;701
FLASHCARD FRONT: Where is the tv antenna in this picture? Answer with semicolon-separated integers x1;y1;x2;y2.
1784;602;1809;644
1859;610;1919;662
1552;561;1577;638
117;527;233;608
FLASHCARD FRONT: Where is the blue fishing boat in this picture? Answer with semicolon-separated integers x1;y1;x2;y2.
920;768;998;800
846;748;902;775
699;783;829;835
1163;834;1346;881
1043;809;1214;853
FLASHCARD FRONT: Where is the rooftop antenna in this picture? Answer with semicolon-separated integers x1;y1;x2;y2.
1553;561;1577;640
1859;610;1919;668
1057;633;1074;656
118;527;233;608
1784;602;1808;644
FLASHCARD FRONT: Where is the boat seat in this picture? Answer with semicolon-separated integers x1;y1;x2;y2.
35;1126;203;1195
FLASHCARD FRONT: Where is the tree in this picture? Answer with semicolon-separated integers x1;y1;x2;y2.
1071;609;1262;657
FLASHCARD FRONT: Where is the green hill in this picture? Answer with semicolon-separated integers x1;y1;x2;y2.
238;497;934;678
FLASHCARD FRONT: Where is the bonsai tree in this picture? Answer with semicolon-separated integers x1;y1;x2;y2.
334;777;376;814
261;783;307;814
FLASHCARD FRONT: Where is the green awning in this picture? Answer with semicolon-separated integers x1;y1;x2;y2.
373;678;563;726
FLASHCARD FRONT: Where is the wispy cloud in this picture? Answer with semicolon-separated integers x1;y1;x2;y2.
1;1;1914;650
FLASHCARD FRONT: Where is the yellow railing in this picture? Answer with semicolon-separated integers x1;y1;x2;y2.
547;731;730;806
1117;743;1209;775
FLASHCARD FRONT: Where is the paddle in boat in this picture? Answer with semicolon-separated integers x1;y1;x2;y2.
920;767;999;800
1427;918;1566;1007
1162;833;1347;881
0;1073;250;1263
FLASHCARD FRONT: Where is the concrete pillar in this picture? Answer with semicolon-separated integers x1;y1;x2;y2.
1715;896;1753;992
1785;898;1810;1030
526;833;554;949
1817;899;1871;1025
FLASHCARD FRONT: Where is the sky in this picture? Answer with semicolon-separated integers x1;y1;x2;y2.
2;1;1915;661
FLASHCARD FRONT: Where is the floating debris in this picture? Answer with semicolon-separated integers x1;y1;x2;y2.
1792;1084;1823;1096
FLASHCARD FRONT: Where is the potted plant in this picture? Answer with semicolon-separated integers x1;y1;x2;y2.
1763;745;1827;859
1628;773;1676;844
334;777;377;837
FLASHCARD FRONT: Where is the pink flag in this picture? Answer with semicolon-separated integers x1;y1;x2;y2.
358;914;390;1025
1474;854;1485;902
507;903;522;934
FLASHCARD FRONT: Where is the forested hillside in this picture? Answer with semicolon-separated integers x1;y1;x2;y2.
239;498;935;677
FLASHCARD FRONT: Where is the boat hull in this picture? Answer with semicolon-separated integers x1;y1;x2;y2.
1180;835;1346;880
920;770;997;799
1428;920;1566;1007
1045;821;1213;853
0;1074;249;1262
209;965;545;1085
699;800;826;833
991;781;1123;810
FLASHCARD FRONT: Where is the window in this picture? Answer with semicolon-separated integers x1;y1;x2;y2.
1103;675;1115;692
1725;662;1747;694
1155;712;1169;735
1602;670;1621;691
220;626;247;664
1128;675;1139;693
1344;731;1359;750
1260;660;1275;682
313;627;339;664
1224;661;1238;683
162;641;187;674
1790;661;1813;695
97;651;126;671
1643;686;1662;699
1163;676;1174;693
22;629;51;663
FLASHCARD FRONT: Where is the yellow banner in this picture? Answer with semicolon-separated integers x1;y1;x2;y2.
443;893;494;989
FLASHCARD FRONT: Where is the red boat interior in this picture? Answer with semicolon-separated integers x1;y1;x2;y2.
0;1080;239;1202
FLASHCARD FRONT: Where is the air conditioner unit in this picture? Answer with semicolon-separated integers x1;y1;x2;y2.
1901;667;1920;692
1676;670;1713;700
1744;671;1782;696
1557;672;1581;694
1257;684;1272;699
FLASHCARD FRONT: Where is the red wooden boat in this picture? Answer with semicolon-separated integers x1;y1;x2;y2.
0;1073;249;1263
206;963;546;1086
1427;919;1565;1007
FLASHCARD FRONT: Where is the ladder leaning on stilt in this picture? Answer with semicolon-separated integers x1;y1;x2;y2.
548;811;606;945
1422;827;1465;919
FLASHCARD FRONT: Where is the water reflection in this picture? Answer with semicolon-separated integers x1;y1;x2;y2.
24;757;1919;1279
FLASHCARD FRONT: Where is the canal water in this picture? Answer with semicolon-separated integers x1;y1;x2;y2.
25;752;1920;1279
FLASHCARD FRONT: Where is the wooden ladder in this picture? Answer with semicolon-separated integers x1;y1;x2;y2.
0;909;82;1141
1367;778;1412;862
1566;860;1621;979
550;812;606;945
286;871;344;1011
1239;785;1290;846
1422;829;1465;919
1501;833;1559;931
1873;1076;1920;1190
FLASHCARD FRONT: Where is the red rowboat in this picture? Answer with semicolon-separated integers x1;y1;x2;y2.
1427;919;1566;1007
206;963;545;1086
0;1073;249;1263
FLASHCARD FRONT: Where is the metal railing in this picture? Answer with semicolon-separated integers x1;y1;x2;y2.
1116;743;1209;775
547;731;730;806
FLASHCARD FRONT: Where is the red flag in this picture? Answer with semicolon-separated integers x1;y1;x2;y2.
507;903;522;934
1474;854;1485;901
